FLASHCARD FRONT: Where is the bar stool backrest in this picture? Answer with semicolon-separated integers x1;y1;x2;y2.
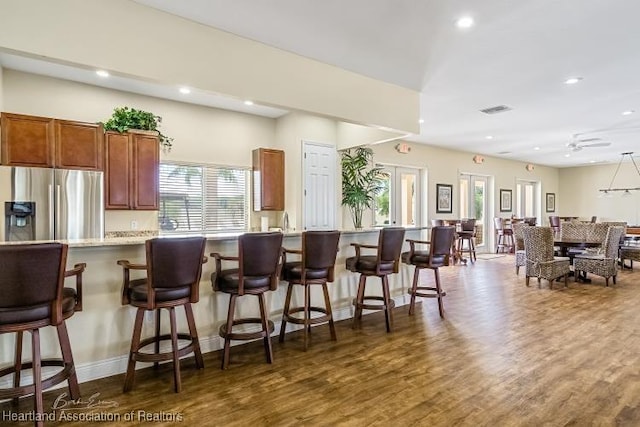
239;232;284;290
147;237;206;290
0;243;66;312
303;231;341;280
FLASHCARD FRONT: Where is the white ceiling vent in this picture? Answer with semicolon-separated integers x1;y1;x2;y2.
480;105;512;114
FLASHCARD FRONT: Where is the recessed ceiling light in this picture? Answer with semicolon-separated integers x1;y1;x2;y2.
622;110;635;116
564;77;583;85
589;160;596;163
456;16;474;29
418;119;424;124
485;135;493;140
96;70;109;78
533;147;540;151
564;153;571;158
244;100;254;106
179;87;191;94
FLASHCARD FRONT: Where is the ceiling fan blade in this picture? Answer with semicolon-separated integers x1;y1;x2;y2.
582;142;611;148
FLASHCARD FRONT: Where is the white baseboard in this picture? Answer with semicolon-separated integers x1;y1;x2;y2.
2;293;410;390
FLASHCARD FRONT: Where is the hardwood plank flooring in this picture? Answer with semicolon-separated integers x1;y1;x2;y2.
3;256;640;426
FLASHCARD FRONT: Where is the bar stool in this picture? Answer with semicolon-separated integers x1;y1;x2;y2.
402;226;456;317
0;243;85;426
346;227;405;332
280;230;341;351
456;218;477;263
494;217;515;253
211;232;283;369
118;236;207;393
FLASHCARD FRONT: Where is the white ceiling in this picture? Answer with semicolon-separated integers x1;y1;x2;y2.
4;0;640;167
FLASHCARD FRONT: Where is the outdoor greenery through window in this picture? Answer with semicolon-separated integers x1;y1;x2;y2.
158;162;249;234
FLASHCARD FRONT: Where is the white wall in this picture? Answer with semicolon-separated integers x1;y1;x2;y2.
372;141;560;223
275;112;338;231
559;162;640;224
0;0;419;134
2;70;277;232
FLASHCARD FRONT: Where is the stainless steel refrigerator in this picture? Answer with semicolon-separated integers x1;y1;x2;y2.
1;166;104;241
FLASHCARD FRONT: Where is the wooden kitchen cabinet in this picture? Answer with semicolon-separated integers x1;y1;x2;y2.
0;112;104;170
105;131;159;210
252;148;284;211
1;113;55;167
56;119;104;170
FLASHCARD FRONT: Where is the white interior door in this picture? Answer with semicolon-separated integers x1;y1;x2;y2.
303;141;336;230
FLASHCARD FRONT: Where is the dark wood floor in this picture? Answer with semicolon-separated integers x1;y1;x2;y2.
3;255;640;426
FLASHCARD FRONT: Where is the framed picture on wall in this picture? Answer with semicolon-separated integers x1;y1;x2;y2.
436;184;453;213
546;193;556;212
500;189;512;212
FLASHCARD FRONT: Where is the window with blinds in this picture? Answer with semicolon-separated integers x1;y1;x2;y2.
158;162;249;234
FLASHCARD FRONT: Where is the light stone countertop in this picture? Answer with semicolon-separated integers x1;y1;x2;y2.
0;227;428;248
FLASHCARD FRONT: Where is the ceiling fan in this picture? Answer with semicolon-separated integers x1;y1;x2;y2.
566;137;611;152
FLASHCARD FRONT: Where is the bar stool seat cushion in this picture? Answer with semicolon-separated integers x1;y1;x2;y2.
0;287;76;325
346;256;394;273
215;269;272;292
282;262;329;281
402;251;447;267
128;282;191;303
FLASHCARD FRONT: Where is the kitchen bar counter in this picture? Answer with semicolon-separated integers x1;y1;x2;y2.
0;227;429;386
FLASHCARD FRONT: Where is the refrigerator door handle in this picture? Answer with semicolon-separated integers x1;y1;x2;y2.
56;184;61;239
48;184;55;240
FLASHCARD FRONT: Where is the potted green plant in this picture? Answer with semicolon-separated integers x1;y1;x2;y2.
341;147;386;229
101;106;173;151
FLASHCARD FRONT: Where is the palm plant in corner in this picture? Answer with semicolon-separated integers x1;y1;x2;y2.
341;147;386;229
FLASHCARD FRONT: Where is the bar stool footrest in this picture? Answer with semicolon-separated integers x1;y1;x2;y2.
220;317;275;341
352;296;396;311
132;333;196;363
410;287;446;299
0;359;73;399
283;306;331;325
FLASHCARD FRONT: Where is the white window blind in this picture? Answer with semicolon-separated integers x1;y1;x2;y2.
159;162;249;233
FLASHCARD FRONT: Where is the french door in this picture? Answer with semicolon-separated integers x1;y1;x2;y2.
459;174;487;247
516;180;538;220
374;166;420;227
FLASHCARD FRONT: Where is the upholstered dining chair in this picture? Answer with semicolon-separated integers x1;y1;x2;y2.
512;222;529;275
523;226;571;288
280;230;341;351
574;226;625;286
211;232;283;369
0;243;85;425
402;226;456;318
118;236;207;393
346;227;405;333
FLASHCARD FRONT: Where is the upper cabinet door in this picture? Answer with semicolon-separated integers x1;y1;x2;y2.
253;148;284;211
0;113;55;167
55;120;104;170
131;133;159;210
104;131;131;210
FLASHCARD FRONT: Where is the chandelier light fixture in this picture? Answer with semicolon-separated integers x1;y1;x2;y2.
599;152;640;197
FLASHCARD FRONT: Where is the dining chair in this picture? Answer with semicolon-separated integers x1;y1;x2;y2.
523;226;571;289
574;226;625;286
512;222;529;275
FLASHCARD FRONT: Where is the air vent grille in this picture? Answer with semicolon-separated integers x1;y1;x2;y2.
480;105;512;114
